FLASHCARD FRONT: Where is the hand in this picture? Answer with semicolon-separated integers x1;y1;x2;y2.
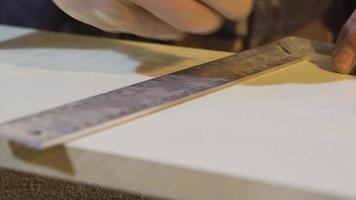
52;0;253;40
333;9;356;74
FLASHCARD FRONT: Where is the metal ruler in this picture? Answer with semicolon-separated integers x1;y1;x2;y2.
0;37;325;150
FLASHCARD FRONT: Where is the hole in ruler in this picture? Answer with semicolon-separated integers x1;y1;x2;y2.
29;130;43;136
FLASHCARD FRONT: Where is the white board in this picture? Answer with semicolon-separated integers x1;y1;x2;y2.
0;25;355;200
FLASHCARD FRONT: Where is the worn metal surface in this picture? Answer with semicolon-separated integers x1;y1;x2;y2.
0;37;319;149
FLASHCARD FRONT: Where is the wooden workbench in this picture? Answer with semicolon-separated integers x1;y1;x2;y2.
0;25;355;200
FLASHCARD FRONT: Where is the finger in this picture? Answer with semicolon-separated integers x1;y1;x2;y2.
200;0;254;20
333;9;356;74
53;0;184;40
92;1;185;40
53;0;119;32
131;0;223;34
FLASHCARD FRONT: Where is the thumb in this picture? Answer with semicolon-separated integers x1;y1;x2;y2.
333;9;356;74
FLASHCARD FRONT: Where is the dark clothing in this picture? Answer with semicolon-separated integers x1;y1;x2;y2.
249;0;355;44
0;0;106;35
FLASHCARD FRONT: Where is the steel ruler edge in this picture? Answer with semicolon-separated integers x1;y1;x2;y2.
0;37;332;150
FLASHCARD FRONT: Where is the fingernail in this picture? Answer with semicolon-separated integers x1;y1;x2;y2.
333;45;355;73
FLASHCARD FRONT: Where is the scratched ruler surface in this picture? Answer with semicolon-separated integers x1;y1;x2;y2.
0;37;325;149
